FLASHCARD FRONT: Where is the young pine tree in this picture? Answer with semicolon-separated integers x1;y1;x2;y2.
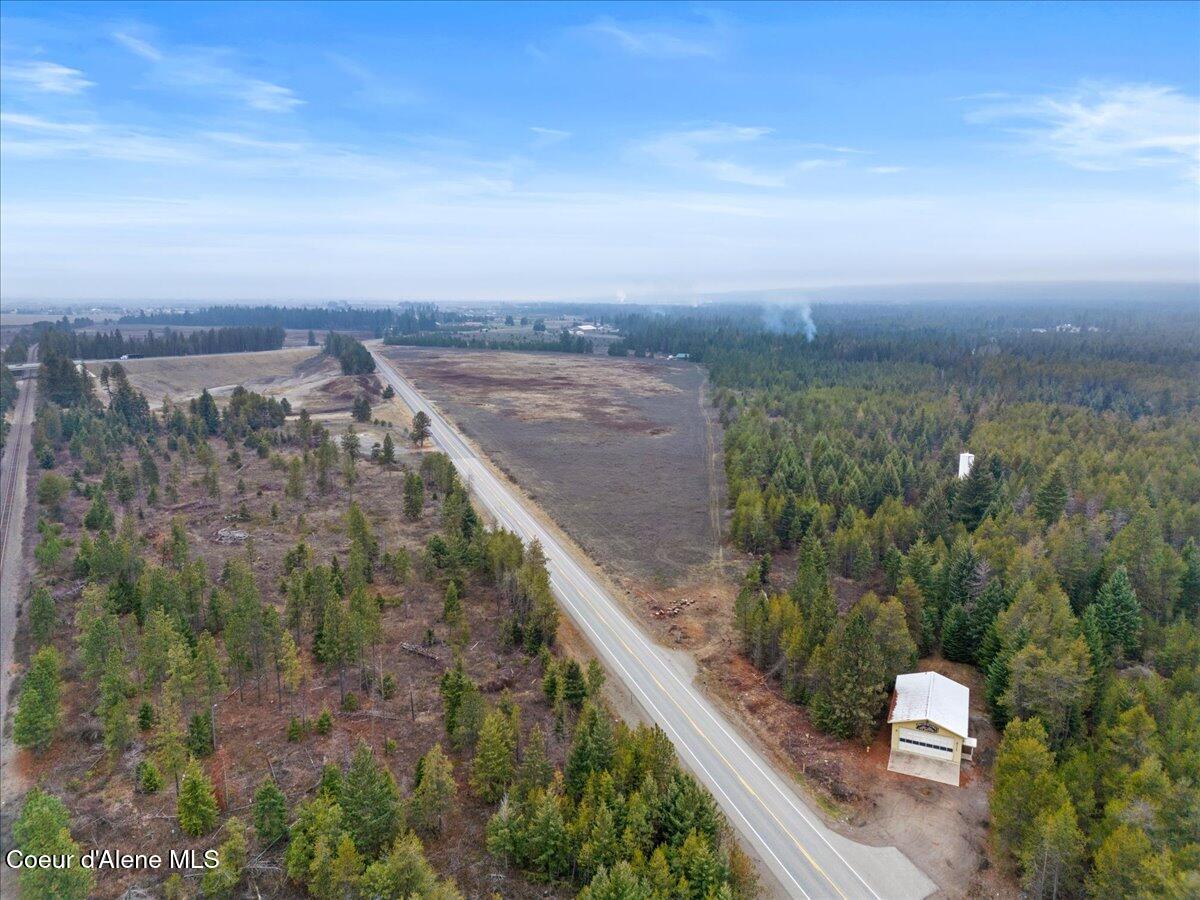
808;609;885;742
177;759;219;836
341;741;403;857
12;789;94;899
253;777;289;845
1093;565;1142;660
403;472;425;520
14;646;62;752
471;707;517;803
199;817;247;898
408;744;457;834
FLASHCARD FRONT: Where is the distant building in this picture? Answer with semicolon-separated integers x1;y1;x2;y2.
886;671;976;787
958;452;974;479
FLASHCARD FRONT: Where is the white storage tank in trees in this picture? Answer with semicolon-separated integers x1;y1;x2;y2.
958;452;975;479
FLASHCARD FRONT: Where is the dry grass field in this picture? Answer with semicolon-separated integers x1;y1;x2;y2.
378;346;723;587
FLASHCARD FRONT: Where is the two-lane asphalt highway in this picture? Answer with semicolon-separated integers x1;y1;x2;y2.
1;346;38;805
371;348;935;900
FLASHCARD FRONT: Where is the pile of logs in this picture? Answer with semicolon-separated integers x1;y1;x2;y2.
651;597;696;619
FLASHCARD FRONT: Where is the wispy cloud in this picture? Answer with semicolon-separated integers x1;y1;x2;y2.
327;53;421;106
113;31;163;62
530;126;571;148
111;29;303;112
1;61;94;94
868;166;906;175
969;82;1200;178
581;13;727;59
0;110;516;189
0;113;94;135
639;125;844;187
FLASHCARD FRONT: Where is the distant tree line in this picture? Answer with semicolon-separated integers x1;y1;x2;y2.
33;324;284;362
384;329;594;355
121;303;440;337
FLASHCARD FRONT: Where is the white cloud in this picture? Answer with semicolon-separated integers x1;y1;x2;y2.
0;113;94;134
969;82;1200;178
868;166;906;175
639;124;841;187
1;61;94;94
581;15;725;59
113;31;163;62
530;126;571;147
111;28;303;112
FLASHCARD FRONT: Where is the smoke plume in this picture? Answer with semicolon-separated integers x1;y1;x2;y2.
761;302;816;341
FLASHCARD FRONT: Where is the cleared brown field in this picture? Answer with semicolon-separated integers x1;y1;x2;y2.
119;347;326;407
379;346;722;586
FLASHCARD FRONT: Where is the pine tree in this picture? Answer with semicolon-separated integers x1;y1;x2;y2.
1034;465;1069;526
1018;799;1084;899
327;832;365;898
516;723;554;796
940;603;972;662
29;585;56;646
808;609;885;742
286;456;306;500
579;801;622;881
403;471;425;520
565;703;616;799
342;741;403;857
12;789;94;899
253;777;288;845
990;718;1068;862
380;432;395;465
284;794;344;885
14;646;62;752
411;411;432;447
471;707;517;802
442;581;469;648
408;744;457;833
562;659;588;710
1094;565;1142;660
1086;824;1157;899
352;394;372;423
1179;537;1200;619
154;691;190;795
200;817;247;898
362;831;458;897
527;790;570;878
178;759;219;836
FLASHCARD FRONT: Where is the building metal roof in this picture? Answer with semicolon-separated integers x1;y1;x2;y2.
888;671;970;739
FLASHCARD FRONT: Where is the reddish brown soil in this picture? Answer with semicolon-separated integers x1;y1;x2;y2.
11;422;569;898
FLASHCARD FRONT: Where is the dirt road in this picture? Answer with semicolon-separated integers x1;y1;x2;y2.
0;359;36;806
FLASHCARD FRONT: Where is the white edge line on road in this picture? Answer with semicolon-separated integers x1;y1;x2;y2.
372;350;893;899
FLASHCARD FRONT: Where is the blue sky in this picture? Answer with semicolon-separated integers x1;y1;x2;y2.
1;1;1197;302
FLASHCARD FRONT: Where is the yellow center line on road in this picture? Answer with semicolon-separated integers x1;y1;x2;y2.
374;351;866;900
460;441;843;900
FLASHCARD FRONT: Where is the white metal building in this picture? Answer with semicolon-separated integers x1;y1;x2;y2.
886;671;976;786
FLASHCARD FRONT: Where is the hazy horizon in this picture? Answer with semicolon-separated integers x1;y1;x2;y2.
2;279;1197;313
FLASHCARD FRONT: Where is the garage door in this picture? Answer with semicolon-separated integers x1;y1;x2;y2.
897;728;956;759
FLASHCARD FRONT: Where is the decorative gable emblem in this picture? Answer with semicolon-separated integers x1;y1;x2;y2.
915;721;938;733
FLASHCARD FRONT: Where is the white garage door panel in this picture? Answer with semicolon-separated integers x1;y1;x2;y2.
898;728;955;759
